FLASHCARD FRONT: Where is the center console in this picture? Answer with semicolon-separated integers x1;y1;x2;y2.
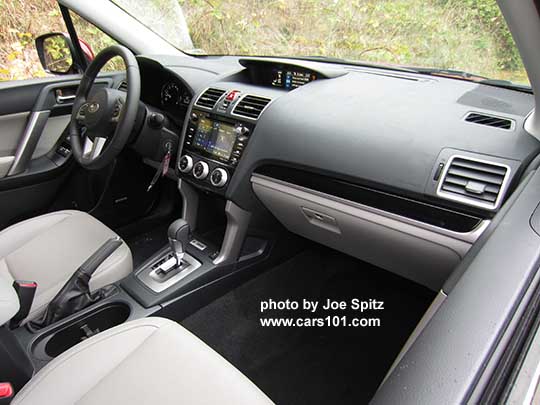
176;88;267;194
178;110;253;192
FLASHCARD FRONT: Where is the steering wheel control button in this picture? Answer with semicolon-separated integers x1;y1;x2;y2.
178;155;193;173
210;168;229;187
193;161;209;179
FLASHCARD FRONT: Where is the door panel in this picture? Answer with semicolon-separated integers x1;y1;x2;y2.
0;112;29;177
0;73;125;229
33;115;72;159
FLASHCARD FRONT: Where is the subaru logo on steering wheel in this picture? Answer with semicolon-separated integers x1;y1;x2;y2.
88;102;100;113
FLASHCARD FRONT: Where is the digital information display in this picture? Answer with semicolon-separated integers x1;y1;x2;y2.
193;118;236;161
271;69;317;89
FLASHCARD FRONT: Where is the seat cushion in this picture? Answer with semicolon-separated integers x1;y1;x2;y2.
12;317;274;405
0;210;132;322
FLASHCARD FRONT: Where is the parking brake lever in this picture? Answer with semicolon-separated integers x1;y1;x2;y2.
31;237;122;329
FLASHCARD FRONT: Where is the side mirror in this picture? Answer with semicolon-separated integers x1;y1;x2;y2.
35;33;76;75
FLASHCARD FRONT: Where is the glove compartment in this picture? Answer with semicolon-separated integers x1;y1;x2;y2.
251;174;474;290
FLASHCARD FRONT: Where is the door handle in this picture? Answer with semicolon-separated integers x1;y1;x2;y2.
55;89;76;104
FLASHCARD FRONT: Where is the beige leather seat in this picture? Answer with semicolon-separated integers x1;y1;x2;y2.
0;210;132;323
12;317;274;404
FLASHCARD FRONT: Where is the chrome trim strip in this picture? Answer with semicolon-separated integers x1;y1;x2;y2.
136;252;202;293
436;154;512;211
7;110;50;176
178;179;199;231
251;173;489;244
213;201;252;265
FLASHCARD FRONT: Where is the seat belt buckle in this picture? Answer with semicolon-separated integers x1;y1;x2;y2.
0;382;14;402
9;281;37;329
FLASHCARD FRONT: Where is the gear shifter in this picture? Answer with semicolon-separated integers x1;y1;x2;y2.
168;219;190;266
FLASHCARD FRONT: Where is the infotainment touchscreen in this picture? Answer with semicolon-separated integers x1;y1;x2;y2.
211;123;236;159
193;118;237;161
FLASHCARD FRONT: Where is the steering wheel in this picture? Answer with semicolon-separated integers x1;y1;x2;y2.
69;45;140;170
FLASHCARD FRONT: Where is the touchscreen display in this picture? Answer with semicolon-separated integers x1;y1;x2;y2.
193;117;214;151
210;123;236;159
193;118;237;161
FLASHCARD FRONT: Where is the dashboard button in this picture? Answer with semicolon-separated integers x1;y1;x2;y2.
193;161;209;179
210;168;228;187
178;155;193;173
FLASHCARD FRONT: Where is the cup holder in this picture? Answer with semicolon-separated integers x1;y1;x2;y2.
42;303;130;358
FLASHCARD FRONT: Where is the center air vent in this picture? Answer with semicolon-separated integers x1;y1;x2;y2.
118;81;128;92
464;112;514;130
233;95;271;120
437;156;510;210
195;88;226;109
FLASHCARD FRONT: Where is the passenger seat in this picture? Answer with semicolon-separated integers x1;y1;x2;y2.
12;317;274;404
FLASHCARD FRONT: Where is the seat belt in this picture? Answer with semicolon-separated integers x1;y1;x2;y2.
9;281;37;329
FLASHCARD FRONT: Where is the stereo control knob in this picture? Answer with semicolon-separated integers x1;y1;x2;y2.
190;113;199;123
235;125;250;136
178;155;193;173
193;161;209;179
210;168;229;188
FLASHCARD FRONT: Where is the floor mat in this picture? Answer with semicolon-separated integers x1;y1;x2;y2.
182;248;434;405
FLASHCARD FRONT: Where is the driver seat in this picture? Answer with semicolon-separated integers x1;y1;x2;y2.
0;210;132;323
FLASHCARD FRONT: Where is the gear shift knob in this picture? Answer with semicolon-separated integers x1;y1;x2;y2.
168;219;190;265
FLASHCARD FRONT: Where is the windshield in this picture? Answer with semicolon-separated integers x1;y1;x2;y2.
112;0;530;87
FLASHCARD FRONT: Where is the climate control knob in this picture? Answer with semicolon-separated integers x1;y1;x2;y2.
178;155;193;173
193;161;209;179
210;168;229;188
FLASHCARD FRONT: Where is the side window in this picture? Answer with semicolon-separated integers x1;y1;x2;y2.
0;2;68;82
69;12;126;72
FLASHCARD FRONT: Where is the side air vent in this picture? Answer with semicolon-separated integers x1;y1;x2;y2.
437;156;510;210
464;112;514;130
118;81;128;92
233;95;272;120
195;88;226;109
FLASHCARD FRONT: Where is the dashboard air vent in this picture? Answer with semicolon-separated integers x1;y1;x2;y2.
464;112;513;130
195;88;226;109
118;81;128;92
233;95;271;119
437;156;510;210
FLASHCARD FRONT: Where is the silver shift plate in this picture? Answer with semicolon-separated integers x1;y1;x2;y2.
137;252;202;293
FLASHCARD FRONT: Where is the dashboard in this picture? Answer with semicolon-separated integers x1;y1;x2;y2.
136;55;539;217
134;54;540;289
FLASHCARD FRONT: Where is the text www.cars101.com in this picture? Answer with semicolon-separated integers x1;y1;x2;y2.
259;316;381;328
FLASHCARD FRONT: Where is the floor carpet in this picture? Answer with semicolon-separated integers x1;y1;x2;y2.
182;247;434;404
